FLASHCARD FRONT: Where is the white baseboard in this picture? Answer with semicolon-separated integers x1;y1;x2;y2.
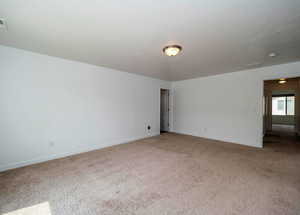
0;133;159;173
172;130;262;148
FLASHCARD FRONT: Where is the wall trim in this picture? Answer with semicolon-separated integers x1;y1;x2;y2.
0;133;159;173
172;130;263;149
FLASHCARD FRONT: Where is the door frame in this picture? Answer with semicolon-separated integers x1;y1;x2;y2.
262;76;300;147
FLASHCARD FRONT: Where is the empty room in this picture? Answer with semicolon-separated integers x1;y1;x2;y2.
1;1;300;214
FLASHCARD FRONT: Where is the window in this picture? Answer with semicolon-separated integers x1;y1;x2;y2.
272;95;295;115
286;96;295;115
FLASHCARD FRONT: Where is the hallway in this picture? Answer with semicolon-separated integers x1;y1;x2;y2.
264;124;299;151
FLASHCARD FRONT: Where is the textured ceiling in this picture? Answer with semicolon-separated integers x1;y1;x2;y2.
0;0;300;81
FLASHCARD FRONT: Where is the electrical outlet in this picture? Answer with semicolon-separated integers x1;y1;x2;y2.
49;141;55;147
147;125;151;130
0;18;7;30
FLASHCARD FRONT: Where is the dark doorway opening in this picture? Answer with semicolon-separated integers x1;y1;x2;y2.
160;89;170;133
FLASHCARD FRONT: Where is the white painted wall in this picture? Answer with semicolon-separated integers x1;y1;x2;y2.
172;62;300;148
0;45;171;172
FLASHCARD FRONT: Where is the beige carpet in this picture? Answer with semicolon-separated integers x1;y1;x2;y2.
1;133;300;215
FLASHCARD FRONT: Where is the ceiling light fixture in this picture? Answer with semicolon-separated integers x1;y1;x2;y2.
163;45;182;56
268;52;277;57
278;78;287;84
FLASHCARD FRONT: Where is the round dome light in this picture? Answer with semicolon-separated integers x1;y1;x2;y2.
269;52;277;57
163;45;182;56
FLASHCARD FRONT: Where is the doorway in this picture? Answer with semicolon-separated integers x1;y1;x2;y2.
271;94;295;134
160;89;170;133
263;77;300;147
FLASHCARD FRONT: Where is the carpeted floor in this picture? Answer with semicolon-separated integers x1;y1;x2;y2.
1;133;300;215
272;124;295;134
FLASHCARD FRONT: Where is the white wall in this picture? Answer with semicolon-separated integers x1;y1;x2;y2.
172;62;300;148
0;45;171;172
